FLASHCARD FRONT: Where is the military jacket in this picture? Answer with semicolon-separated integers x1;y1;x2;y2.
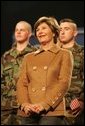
1;44;36;110
64;42;84;109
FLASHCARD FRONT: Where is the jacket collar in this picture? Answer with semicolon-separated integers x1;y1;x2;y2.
49;45;61;54
34;45;61;55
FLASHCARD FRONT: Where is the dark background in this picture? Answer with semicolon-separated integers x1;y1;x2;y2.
1;1;84;55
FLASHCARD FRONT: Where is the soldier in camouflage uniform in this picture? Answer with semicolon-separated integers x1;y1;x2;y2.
58;18;84;125
1;21;37;125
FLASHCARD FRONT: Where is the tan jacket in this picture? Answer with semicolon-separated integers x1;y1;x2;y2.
17;45;73;117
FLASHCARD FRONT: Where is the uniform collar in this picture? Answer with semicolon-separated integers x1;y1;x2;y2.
66;42;81;52
10;44;34;58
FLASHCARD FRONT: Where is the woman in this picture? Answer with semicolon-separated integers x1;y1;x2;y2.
17;16;73;125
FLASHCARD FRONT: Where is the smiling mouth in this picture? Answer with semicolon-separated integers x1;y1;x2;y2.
60;36;65;39
39;34;46;37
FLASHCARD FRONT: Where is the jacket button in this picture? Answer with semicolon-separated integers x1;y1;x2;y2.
32;88;36;92
33;66;37;71
44;66;48;70
42;87;46;91
55;97;58;100
52;101;55;104
58;93;61;96
23;78;27;84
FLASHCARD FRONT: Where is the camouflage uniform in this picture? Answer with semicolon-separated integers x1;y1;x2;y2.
1;44;36;125
63;42;84;125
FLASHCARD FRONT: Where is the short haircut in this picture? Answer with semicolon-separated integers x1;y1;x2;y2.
59;18;77;30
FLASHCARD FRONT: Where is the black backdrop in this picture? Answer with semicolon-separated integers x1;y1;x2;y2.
1;1;84;55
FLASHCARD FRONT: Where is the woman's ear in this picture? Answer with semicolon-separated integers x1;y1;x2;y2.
53;33;55;37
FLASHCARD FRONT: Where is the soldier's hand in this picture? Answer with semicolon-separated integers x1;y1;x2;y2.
69;98;84;116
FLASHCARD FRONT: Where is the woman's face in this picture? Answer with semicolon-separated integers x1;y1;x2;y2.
36;22;55;45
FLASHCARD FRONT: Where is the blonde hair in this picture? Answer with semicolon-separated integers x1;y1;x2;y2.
12;21;32;47
15;21;32;33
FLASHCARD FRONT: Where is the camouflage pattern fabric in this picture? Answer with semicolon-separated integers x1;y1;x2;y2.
1;44;36;125
64;42;84;124
65;42;84;108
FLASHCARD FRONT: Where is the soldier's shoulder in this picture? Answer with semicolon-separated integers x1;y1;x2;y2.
24;51;34;58
61;48;72;55
27;44;37;51
2;48;15;58
73;43;84;55
24;48;40;60
78;45;84;55
2;49;11;57
76;43;84;50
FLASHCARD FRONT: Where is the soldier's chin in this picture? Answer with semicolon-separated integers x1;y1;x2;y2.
17;40;26;43
60;41;68;44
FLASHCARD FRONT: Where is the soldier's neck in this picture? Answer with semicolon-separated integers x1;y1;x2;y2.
16;41;28;52
62;41;75;49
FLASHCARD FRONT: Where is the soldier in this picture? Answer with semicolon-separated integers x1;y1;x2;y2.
1;21;37;125
58;18;84;125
